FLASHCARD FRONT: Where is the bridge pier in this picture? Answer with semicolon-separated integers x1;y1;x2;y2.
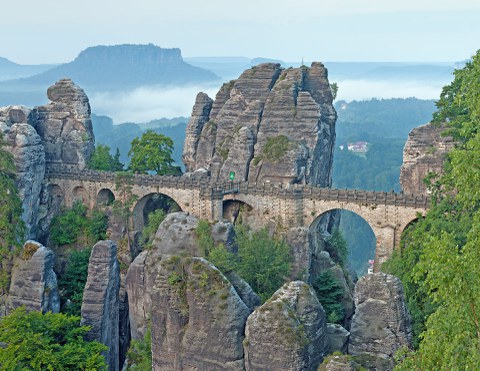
372;225;397;272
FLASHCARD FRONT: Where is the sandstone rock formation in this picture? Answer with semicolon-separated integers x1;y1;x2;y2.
126;212;245;339
319;355;354;371
326;323;350;354
30;78;94;168
0;107;45;239
349;273;412;362
81;240;120;371
151;256;250;370
7;241;60;314
400;122;455;194
244;281;327;371
183;62;336;186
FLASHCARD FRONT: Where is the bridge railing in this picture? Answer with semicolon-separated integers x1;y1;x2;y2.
45;165;429;208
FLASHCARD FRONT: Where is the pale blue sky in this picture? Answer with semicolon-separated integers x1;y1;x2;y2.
2;0;479;64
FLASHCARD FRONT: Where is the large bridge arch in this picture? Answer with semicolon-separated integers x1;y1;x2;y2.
132;192;182;231
97;188;115;206
304;200;424;270
309;208;377;276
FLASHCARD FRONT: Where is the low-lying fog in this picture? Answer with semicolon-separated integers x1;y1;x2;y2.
89;78;447;124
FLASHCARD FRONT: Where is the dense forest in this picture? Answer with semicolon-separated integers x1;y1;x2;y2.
383;50;480;369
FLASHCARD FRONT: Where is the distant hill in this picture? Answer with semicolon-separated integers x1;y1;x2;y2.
0;57;56;82
12;44;218;89
0;44;219;106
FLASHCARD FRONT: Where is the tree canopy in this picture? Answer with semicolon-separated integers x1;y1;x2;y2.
88;144;124;172
128;130;181;175
0;307;107;370
383;50;480;369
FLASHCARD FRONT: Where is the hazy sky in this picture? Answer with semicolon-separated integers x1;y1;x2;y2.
2;0;479;64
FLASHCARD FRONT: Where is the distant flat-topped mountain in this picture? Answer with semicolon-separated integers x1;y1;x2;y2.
3;44;219;90
0;44;219;106
0;57;57;82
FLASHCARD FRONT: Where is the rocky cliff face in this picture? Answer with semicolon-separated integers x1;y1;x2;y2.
349;273;412;363
244;281;327;371
126;212;249;340
29;78;94;168
0;107;45;239
7;241;60;314
400;122;455;194
183;62;336;186
151;257;250;370
81;240;120;371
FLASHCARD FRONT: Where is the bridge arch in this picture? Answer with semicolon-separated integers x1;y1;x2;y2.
132;192;182;231
72;186;89;205
46;183;64;209
97;188;115;206
310;209;376;276
223;199;254;224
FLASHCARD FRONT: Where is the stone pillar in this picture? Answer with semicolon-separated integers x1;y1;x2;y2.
372;226;396;272
81;240;120;371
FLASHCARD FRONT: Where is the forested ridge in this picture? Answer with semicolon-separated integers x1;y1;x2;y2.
383;49;480;369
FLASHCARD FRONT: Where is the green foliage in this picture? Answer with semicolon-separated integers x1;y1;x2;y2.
330;82;339;100
195;220;215;256
382;50;480;369
126;324;152;370
0;307;107;370
49;201;108;247
128;130;181;175
88;144;124;171
50;201;88;246
208;244;237;273
0;132;24;293
58;248;92;316
235;226;291;302
313;270;345;324
113;172;138;251
140;209;166;248
326;228;348;268
195;220;291;302
261;135;292;162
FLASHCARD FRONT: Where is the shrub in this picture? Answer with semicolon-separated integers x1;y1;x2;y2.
141;209;166;248
0;307;107;370
50;201;108;247
58;248;92;316
50;201;88;246
126;324;152;370
235;226;291;302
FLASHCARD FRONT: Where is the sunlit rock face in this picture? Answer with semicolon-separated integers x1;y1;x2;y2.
183;62;336;186
30;78;94;168
400;122;455;195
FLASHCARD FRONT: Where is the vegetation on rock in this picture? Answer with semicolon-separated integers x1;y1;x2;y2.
0;307;107;370
140;209;166;249
0;132;24;293
49;201;108;247
383;50;480;369
205;224;291;302
313;270;345;324
58;248;92;316
126;323;152;370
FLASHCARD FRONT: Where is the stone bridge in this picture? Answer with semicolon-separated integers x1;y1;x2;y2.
45;165;429;269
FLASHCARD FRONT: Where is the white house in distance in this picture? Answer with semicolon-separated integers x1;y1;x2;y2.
347;141;368;153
